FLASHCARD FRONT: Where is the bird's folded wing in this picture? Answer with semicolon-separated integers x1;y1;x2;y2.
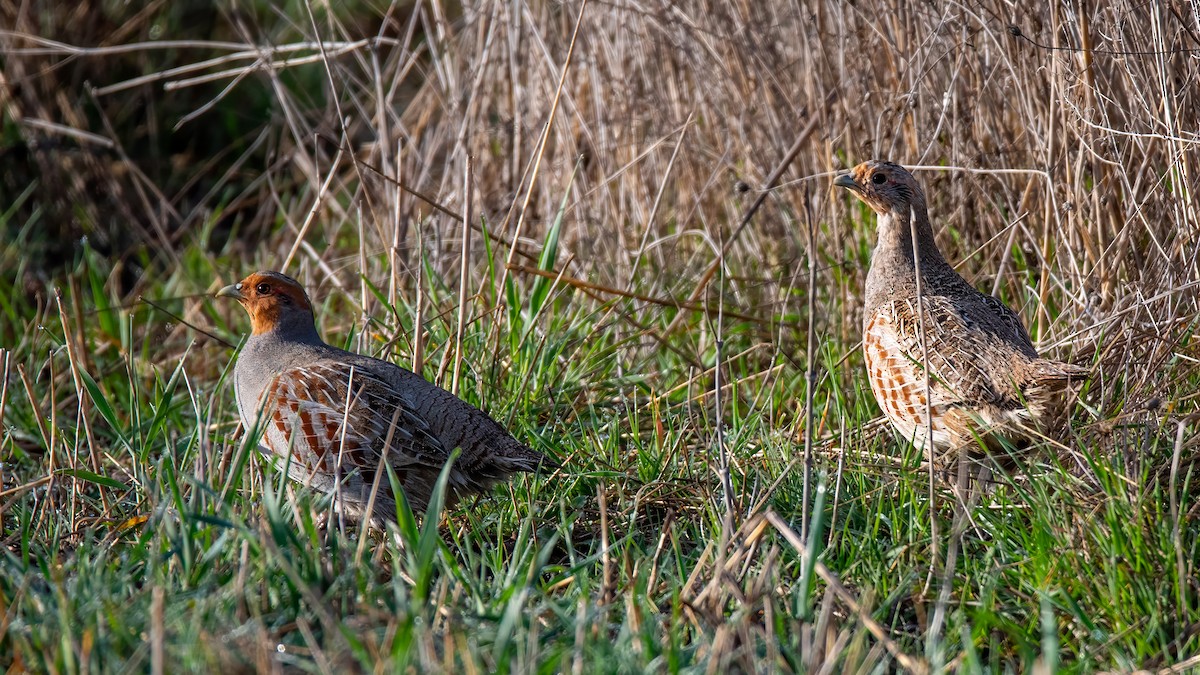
262;362;451;473
886;296;1025;411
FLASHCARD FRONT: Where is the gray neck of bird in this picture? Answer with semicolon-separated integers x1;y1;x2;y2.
257;310;323;344
864;202;953;308
283;312;322;343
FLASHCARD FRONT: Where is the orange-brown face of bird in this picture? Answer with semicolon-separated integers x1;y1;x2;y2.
217;271;313;335
834;160;925;216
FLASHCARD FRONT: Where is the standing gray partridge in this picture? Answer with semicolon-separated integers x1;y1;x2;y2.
835;161;1087;456
217;271;549;521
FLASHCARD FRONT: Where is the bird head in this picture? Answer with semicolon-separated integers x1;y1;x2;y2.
834;160;926;216
217;271;314;336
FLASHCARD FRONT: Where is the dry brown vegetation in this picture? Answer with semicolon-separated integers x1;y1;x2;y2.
6;0;1197;395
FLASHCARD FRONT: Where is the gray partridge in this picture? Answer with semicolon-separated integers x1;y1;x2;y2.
835;161;1087;456
217;271;548;521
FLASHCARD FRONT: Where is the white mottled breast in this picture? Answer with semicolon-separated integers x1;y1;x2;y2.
863;302;955;451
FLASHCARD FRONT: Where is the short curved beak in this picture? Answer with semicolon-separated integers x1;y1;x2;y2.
216;284;244;301
833;173;859;191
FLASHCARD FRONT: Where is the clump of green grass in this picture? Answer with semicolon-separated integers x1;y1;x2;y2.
3;0;1200;672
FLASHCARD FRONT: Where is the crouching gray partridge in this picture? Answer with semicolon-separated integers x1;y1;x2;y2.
834;161;1088;458
217;271;549;521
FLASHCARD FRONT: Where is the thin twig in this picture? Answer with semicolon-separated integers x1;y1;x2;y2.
909;205;940;589
282;145;344;272
506;263;770;325
452;158;472;397
802;187;817;542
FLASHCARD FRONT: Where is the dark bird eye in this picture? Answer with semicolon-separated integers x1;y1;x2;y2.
256;283;272;295
871;173;887;185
